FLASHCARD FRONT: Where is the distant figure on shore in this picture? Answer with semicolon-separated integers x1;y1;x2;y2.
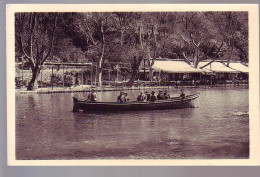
137;91;147;101
75;74;80;86
150;91;157;102
117;92;125;102
145;91;151;101
157;90;165;100
86;89;97;102
164;90;171;99
124;93;130;102
180;89;185;99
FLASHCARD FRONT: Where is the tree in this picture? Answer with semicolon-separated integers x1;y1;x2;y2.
219;12;248;64
136;13;161;81
15;13;58;90
69;12;120;87
111;12;145;84
177;12;225;67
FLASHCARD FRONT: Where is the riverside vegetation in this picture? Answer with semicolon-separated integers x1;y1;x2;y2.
15;12;248;90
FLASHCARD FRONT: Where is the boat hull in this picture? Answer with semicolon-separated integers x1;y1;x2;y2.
73;94;199;112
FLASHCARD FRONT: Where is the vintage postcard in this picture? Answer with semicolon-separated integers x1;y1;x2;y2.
7;4;260;165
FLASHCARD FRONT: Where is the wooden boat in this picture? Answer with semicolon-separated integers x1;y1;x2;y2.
72;93;199;112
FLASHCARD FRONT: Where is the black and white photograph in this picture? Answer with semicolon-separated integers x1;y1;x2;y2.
7;4;259;165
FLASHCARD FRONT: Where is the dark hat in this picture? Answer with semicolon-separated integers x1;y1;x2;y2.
151;91;155;94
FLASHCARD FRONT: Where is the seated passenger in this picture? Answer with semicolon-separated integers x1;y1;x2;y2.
137;91;147;101
145;91;151;101
124;93;130;102
180;89;185;99
157;90;165;100
164;90;171;99
117;92;125;102
86;89;97;102
150;91;157;102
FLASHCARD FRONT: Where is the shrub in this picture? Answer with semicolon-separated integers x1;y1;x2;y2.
64;74;74;87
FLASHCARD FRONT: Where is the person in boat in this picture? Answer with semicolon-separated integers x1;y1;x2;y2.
124;92;130;102
145;91;151;101
180;89;185;99
157;90;165;100
150;91;157;102
86;89;97;102
164;90;171;99
137;90;147;101
117;92;125;102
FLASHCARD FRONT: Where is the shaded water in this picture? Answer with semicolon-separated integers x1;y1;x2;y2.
16;86;249;159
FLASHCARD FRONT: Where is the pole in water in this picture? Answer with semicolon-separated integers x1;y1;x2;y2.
41;65;43;90
51;66;54;90
62;65;65;88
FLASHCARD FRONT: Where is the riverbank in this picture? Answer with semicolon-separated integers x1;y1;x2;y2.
15;84;248;94
16;85;182;94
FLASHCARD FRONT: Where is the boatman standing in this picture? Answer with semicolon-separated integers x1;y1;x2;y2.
180;89;185;99
86;89;97;102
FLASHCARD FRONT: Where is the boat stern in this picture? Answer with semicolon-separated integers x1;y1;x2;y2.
72;97;79;112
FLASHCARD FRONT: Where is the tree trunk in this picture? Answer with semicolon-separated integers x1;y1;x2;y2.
138;25;154;81
127;70;139;86
127;57;142;86
97;20;105;88
27;67;40;90
182;52;192;65
193;48;199;68
97;70;102;87
149;25;157;81
97;54;103;87
149;67;153;81
97;62;103;87
227;41;234;67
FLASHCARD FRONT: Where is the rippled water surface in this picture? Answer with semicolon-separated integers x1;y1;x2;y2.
16;86;249;159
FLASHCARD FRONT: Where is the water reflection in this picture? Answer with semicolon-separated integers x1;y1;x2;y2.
28;95;36;110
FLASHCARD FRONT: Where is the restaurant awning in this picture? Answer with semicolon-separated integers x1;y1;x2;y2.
152;60;203;73
225;62;249;73
198;61;240;73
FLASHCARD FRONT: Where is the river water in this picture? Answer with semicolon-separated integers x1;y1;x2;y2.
15;86;249;159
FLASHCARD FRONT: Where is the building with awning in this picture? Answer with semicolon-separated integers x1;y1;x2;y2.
225;62;249;73
198;61;240;73
153;60;203;73
139;59;203;81
198;61;247;83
